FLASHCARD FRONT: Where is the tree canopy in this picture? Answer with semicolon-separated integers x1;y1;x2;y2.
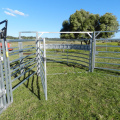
60;9;119;39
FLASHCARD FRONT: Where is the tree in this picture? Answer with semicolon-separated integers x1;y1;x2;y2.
60;9;119;44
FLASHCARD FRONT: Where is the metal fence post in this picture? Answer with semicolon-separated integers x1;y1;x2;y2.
0;47;7;110
18;32;24;73
67;39;68;64
89;36;93;72
92;32;96;72
36;32;40;76
43;38;47;100
2;39;13;104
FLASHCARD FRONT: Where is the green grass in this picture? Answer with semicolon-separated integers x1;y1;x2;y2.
0;41;120;119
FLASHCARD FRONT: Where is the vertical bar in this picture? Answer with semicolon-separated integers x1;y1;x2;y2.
19;33;24;73
92;32;96;72
0;47;6;109
2;39;10;104
18;42;24;73
5;41;13;102
89;34;93;72
67;39;68;64
36;32;40;76
43;38;47;100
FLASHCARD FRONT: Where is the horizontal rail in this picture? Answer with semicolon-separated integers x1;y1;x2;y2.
11;60;36;73
9;49;36;56
11;61;36;77
38;31;93;34
46;57;67;60
12;64;37;82
67;55;89;60
7;39;35;42
10;57;36;70
47;54;67;57
23;45;35;47
12;71;37;91
41;44;90;50
96;45;120;48
47;54;89;60
95;67;120;72
9;47;35;53
47;51;89;56
68;58;89;64
95;62;120;66
9;47;19;49
96;51;120;54
96;56;120;60
46;38;92;41
67;52;89;56
10;53;36;64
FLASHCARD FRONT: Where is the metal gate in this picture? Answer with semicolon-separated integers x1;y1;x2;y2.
0;20;13;114
93;31;120;76
36;38;47;100
0;21;47;114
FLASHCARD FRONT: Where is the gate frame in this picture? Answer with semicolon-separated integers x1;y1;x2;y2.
93;30;120;73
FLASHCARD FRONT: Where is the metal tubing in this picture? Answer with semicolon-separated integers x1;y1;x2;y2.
92;32;96;72
11;60;36;73
96;51;120;54
12;71;37;91
0;47;6;109
9;48;36;56
2;39;11;104
9;47;35;53
95;67;120;72
12;64;37;82
11;61;36;77
5;40;13;102
89;38;93;72
96;45;120;48
10;57;36;70
7;39;35;42
95;62;120;66
10;53;35;64
95;56;120;60
43;38;47;100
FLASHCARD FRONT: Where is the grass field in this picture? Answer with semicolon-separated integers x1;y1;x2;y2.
0;41;120;120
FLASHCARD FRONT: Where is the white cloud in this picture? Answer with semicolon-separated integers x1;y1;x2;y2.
3;8;28;17
4;11;16;16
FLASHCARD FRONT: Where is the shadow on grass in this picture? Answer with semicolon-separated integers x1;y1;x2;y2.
12;62;41;100
47;59;89;71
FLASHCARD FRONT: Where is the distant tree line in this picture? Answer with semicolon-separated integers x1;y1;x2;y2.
7;36;36;39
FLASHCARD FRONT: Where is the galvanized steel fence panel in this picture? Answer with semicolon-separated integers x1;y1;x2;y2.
36;38;47;100
93;31;120;75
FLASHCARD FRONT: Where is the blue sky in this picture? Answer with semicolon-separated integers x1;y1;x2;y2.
1;0;120;38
